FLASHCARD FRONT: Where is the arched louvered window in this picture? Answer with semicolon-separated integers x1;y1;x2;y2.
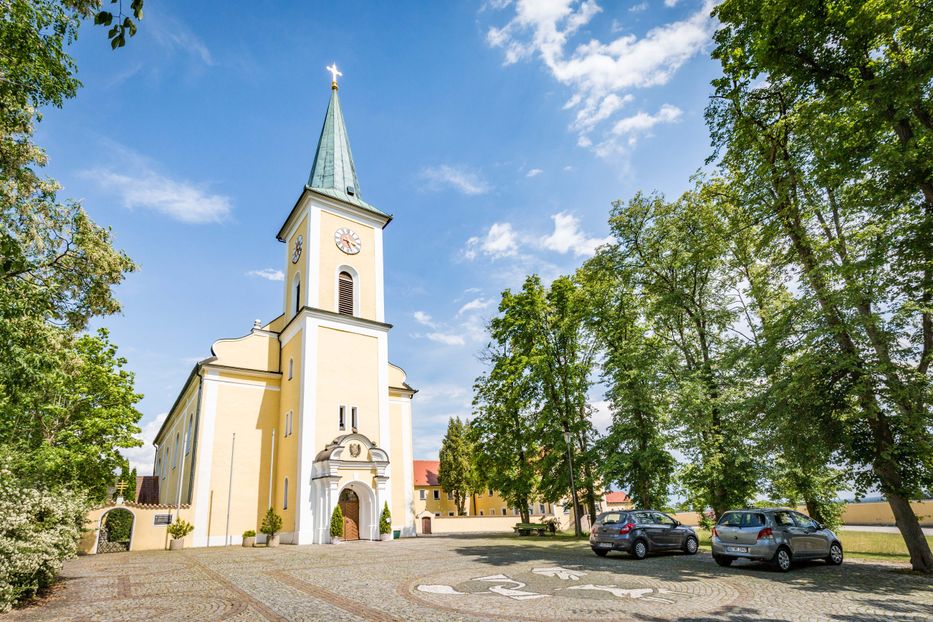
292;273;301;316
338;271;354;315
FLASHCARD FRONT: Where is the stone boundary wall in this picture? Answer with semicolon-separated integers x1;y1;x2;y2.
419;515;523;534
671;500;933;527
79;502;194;554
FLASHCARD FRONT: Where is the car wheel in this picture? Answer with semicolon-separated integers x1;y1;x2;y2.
683;536;699;555
592;548;609;557
826;542;843;566
713;554;733;567
772;546;792;572
631;539;648;560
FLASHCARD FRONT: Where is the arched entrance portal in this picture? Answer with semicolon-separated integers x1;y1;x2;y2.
339;489;360;540
98;508;134;553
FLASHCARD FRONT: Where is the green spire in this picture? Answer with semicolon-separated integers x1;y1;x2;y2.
306;82;387;217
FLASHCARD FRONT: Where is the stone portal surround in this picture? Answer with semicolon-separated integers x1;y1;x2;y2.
5;535;931;622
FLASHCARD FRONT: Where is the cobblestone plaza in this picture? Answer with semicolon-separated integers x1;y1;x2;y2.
8;535;931;621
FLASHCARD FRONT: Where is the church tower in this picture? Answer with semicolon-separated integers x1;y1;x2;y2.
150;67;415;549
273;68;413;544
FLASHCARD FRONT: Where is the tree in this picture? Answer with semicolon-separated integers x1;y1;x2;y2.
598;190;761;519
438;417;474;515
330;505;344;539
260;508;282;537
579;255;675;509
709;0;933;569
472;342;540;524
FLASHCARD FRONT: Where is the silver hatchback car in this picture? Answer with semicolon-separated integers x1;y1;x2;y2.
711;508;843;572
589;509;699;559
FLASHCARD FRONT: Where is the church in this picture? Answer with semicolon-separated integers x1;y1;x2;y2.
148;68;417;546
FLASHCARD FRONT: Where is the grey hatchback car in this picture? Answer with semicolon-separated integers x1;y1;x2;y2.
712;508;843;572
589;509;699;559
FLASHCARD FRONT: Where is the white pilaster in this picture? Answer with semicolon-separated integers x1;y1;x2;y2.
295;317;317;544
192;372;219;548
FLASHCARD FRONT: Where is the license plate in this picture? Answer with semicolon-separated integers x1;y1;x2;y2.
727;546;749;553
596;542;612;548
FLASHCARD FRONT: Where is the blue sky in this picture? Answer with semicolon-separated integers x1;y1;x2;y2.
38;0;721;472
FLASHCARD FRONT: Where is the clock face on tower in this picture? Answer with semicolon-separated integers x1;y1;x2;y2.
334;227;361;255
292;235;303;264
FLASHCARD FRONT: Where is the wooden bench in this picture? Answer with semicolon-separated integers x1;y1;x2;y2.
513;523;549;536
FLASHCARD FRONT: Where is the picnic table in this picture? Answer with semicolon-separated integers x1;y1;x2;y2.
513;522;550;536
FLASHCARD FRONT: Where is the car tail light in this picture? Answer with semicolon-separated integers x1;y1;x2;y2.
711;527;718;539
618;522;636;535
757;527;773;540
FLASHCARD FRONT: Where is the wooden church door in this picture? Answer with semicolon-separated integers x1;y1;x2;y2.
339;489;360;541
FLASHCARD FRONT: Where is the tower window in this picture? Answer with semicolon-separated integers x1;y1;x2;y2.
283;477;289;510
351;406;358;431
288;358;293;380
338;271;354;315
292;273;301;316
338;406;346;431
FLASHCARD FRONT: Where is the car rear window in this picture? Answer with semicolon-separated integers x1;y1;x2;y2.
718;512;744;527
717;512;765;527
596;512;625;525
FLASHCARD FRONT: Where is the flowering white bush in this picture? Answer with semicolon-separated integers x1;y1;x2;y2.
0;462;88;612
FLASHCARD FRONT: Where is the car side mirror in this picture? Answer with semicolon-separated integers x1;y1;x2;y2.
673;520;680;527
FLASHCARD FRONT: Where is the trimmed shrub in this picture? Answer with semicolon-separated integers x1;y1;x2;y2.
330;505;344;538
379;502;391;535
260;508;282;536
166;518;193;540
0;462;88;612
242;529;256;538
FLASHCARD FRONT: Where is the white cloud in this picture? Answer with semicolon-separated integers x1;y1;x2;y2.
413;311;437;328
611;103;682;136
591;400;612;435
665;0;680;6
539;212;613;257
464;222;519;260
82;163;232;224
246;268;284;282
121;412;167;474
629;2;648;12
419;165;490;195
426;332;466;346
526;168;544;177
457;297;493;315
486;0;714;156
150;14;214;66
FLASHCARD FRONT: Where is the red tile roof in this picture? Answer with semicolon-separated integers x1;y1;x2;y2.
413;460;440;486
605;491;630;504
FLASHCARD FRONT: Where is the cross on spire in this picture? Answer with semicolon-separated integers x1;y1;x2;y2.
326;63;342;90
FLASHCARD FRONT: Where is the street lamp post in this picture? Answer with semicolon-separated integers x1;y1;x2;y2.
562;429;582;537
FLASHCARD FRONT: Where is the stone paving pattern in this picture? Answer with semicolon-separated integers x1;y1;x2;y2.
6;534;932;621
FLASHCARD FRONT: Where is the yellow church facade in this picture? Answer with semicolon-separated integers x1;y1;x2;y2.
148;74;416;547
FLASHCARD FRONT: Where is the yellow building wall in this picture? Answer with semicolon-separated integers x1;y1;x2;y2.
389;397;412;531
421;515;521;535
276;333;303;534
155;379;199;506
285;214;308;320
314;326;379;450
202;371;279;543
415;486;542;518
840;501;933;527
212;331;280;372
317;210;377;320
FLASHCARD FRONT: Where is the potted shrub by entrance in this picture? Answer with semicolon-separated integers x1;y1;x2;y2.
167;518;194;550
261;508;282;547
379;502;393;541
330;505;344;544
242;530;256;547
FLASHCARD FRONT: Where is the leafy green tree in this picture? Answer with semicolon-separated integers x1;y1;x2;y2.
260;508;282;537
579;255;675;509
379;502;391;535
471;341;540;524
0;329;142;501
601;190;761;519
438;417;474;515
709;0;933;570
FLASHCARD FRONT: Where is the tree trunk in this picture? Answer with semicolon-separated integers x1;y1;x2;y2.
888;493;933;573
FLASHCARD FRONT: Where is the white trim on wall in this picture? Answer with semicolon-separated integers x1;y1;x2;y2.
295;317;317;544
374;226;385;323
192;372;219;547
